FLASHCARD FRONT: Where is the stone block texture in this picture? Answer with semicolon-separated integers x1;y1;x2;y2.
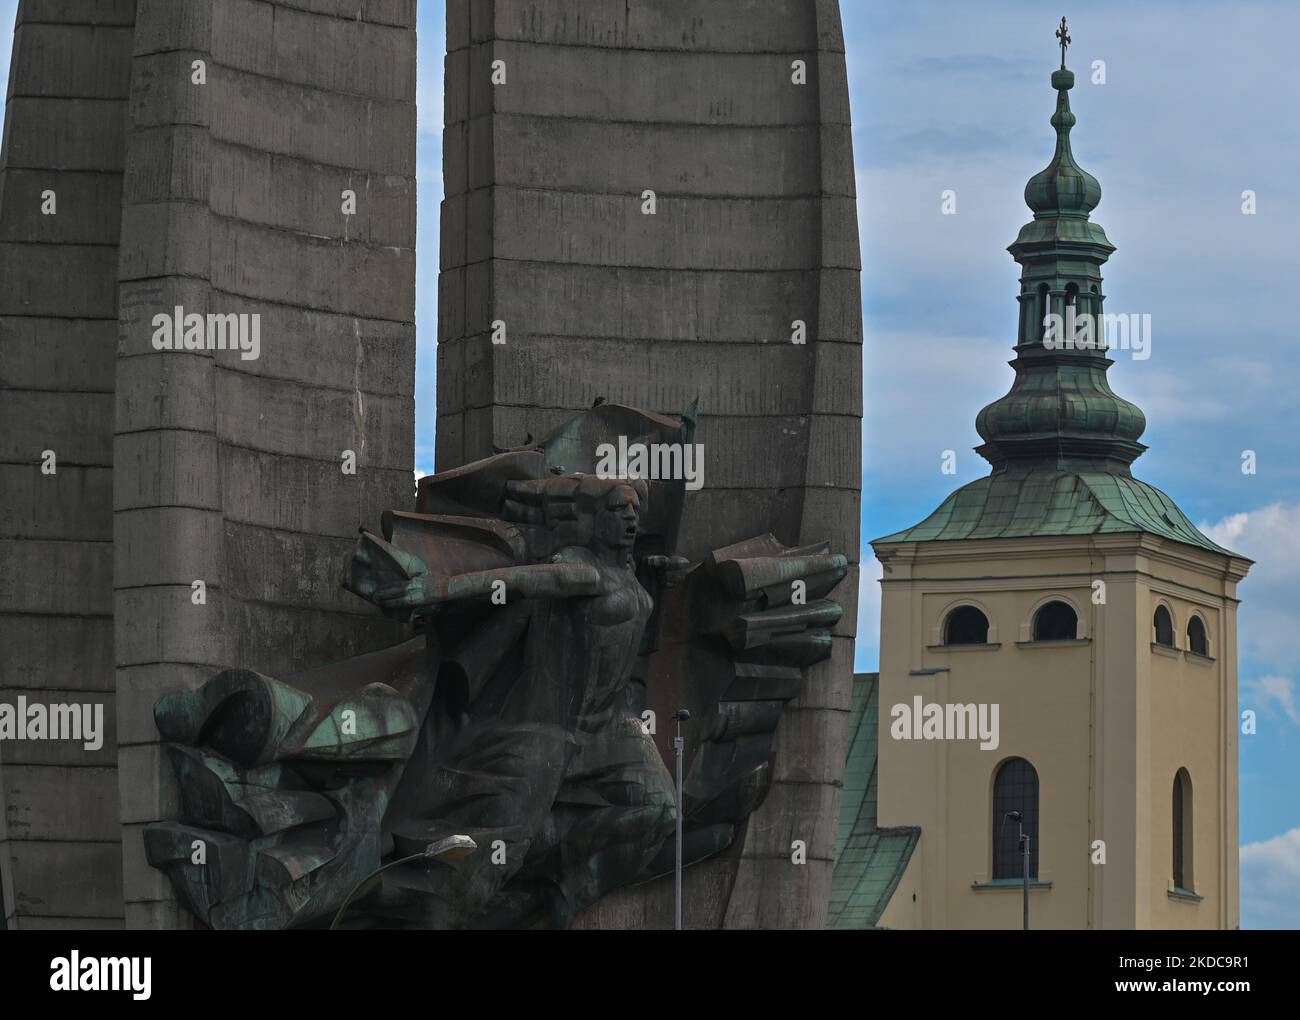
440;0;861;929
0;0;135;930
0;0;416;928
2;0;857;931
110;0;416;927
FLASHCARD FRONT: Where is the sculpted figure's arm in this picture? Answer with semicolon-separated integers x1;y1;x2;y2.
373;560;601;610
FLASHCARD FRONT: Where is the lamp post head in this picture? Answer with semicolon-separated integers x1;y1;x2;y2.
423;834;478;861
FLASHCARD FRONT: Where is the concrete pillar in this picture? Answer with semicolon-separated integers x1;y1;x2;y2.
439;0;861;928
0;0;137;931
111;0;417;928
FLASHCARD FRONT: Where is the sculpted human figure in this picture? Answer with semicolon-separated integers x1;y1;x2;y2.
365;475;676;928
145;403;848;929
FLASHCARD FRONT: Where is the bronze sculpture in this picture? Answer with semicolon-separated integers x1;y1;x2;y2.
145;403;848;928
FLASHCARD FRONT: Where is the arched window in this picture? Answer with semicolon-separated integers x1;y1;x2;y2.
1173;768;1194;892
1038;283;1052;342
1154;605;1175;647
1187;615;1209;657
1064;284;1080;348
993;757;1039;880
1032;600;1077;641
945;605;989;645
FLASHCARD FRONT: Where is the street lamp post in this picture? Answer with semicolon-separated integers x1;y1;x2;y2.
1021;826;1030;930
673;708;690;931
329;833;477;930
1004;810;1029;930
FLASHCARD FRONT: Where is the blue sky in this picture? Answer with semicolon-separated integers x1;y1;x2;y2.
3;0;1294;928
838;0;1300;928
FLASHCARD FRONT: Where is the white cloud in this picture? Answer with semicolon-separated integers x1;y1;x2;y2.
1201;503;1300;686
1201;511;1252;551
854;557;883;671
417;71;444;139
862;327;1009;478
1245;675;1300;727
1241;828;1300;929
0;2;17;104
415;5;445;139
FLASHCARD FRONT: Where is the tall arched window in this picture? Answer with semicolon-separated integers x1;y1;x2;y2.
1032;600;1077;641
1064;284;1080;349
1187;615;1209;657
1038;283;1052;343
1154;605;1175;647
1173;768;1194;892
993;757;1039;880
1086;285;1107;350
945;605;989;645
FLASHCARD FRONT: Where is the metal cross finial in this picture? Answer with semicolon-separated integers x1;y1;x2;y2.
1056;16;1071;69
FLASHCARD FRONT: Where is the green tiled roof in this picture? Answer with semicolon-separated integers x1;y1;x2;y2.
828;673;920;930
873;468;1238;557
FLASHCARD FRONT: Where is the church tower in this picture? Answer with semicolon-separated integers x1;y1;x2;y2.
871;21;1252;929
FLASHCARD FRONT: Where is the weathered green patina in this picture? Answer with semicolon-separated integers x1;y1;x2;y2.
875;469;1233;555
879;30;1234;558
979;40;1136;474
145;403;850;929
828;674;918;929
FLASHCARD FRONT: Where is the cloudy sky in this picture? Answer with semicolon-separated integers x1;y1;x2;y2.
3;0;1293;928
413;0;1300;930
838;0;1300;929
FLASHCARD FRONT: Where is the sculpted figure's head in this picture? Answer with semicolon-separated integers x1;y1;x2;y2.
592;481;643;550
499;473;649;557
564;474;647;553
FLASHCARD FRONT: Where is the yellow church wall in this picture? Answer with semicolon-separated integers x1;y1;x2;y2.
878;839;923;929
874;533;1247;930
1139;574;1239;929
876;540;1097;928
